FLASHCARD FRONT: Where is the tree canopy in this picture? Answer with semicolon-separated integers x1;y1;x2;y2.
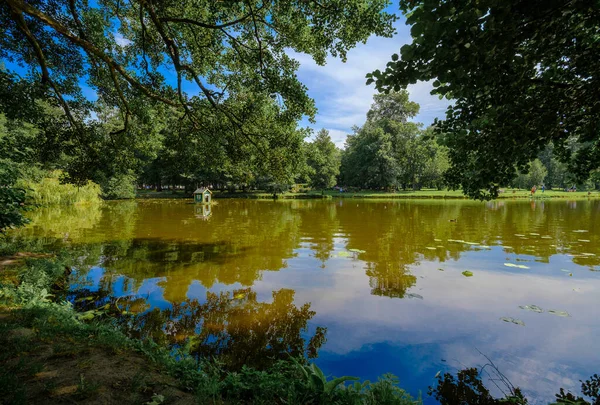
2;0;395;146
340;90;448;190
370;0;600;199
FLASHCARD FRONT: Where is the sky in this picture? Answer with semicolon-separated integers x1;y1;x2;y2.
294;16;451;147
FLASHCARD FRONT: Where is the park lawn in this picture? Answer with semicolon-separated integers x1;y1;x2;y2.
136;188;600;200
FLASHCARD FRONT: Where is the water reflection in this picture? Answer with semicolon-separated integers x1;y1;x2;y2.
8;199;600;403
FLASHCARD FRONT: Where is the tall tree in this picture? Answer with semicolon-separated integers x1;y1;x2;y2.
306;129;340;191
370;0;600;199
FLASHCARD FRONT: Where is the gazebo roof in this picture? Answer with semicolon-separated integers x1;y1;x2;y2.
193;187;212;194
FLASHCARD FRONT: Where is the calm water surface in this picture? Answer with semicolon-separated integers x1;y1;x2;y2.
11;199;600;403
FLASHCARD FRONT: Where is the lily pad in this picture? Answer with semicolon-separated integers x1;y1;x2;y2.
348;248;366;253
337;251;353;258
514;234;525;237
519;305;543;313
578;239;591;243
548;310;570;317
541;235;552;239
500;317;525;326
464;242;479;245
462;270;474;277
529;233;540;236
406;293;424;299
573;230;589;233
425;247;437;250
434;238;442;242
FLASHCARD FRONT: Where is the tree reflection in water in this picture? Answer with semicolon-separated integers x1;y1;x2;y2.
116;288;327;371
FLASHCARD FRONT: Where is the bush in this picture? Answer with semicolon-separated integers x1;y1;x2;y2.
0;159;27;232
101;173;136;200
17;170;101;206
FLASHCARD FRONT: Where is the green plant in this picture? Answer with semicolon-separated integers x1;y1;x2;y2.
294;358;359;395
75;373;100;399
102;173;137;200
17;170;101;206
0;159;28;232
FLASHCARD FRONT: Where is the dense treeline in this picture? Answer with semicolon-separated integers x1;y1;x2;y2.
1;66;598;230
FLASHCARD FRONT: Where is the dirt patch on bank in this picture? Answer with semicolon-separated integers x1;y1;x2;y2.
0;311;196;404
0;252;55;270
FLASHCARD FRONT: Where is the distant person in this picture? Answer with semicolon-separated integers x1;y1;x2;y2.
531;185;537;196
541;184;545;193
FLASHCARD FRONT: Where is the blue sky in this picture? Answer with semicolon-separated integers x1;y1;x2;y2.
295;15;450;147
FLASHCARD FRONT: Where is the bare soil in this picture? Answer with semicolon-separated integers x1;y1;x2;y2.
0;311;196;405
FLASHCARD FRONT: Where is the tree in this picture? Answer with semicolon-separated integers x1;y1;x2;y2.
1;0;396;154
370;0;600;199
340;90;448;190
306;129;340;190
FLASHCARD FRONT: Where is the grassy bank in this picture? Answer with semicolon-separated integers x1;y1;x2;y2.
137;188;600;200
0;253;421;404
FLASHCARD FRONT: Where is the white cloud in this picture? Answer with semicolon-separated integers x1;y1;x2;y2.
293;19;451;147
114;32;132;47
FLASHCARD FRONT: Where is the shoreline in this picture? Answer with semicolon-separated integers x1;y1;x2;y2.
136;190;600;201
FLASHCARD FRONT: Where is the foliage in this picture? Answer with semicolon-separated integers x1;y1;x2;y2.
101;172;137;200
306;129;341;190
1;0;396;164
0;160;27;232
513;159;548;189
371;0;600;199
340;91;449;190
17;170;101;206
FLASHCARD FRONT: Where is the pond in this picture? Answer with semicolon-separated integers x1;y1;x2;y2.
9;198;600;404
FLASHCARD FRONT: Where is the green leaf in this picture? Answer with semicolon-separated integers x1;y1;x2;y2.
325;376;360;393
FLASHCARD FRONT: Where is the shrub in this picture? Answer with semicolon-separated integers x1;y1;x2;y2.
101;173;136;200
17;170;101;206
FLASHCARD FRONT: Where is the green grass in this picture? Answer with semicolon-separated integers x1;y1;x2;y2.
138;188;600;201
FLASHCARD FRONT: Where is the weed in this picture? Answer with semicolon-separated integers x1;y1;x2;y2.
75;373;100;399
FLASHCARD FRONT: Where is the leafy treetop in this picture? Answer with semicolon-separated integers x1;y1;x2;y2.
1;0;396;151
369;0;600;199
